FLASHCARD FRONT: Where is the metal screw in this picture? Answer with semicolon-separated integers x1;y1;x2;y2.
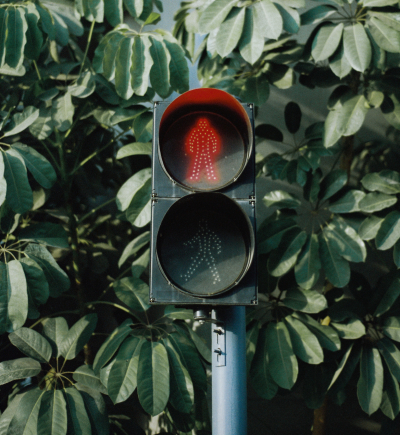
214;328;223;335
214;348;222;355
150;298;155;302
251;299;257;304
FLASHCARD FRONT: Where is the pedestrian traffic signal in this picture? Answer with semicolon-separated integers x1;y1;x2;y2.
150;88;257;305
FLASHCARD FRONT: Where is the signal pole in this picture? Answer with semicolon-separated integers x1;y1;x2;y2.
212;307;247;435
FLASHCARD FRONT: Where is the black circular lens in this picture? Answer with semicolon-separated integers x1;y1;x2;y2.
156;193;254;297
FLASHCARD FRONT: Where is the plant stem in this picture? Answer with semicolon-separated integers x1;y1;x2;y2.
77;197;116;224
79;20;96;76
312;395;328;435
85;300;145;324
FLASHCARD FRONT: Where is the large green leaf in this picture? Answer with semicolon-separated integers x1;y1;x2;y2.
329;42;352;79
249;327;279;400
268;227;307;277
63;387;92;435
343;23;371;72
9;327;52;363
216;7;245;57
3;149;33;214
38;389;67;435
107;336;143;403
253;0;283;39
163;337;194;413
369;16;400;53
137;340;170;415
263;190;301;209
173;321;211;363
359;192;397;213
0;260;28;333
116;167;151;212
284;315;324;364
312;23;343;62
4;107;39;137
239;7;264;64
0;357;41;385
357;346;383;415
380;363;400;419
115;36;134;100
5;7;27;70
20;257;49;319
59;313;97;360
266;321;298;389
294;234;321;289
118;231;149;268
93;318;133;374
19;222;69;248
359;216;383;240
331;318;366;339
116;142;152;159
319;230;350;288
101;32;125;80
68;71;96;98
329;343;360;393
29;106;54;140
113;276;150;312
258;217;297;254
198;0;238;34
73;365;107;394
131;35;153;97
374;274;400;317
375;211;400;250
282;288;327;313
149;37;170;98
362;170;400;195
383;317;400;342
319;169;347;203
75;384;109;435
42;317;69;358
328;190;365;213
104;0;123;26
51;92;74;132
162;34;189;94
377;337;400;382
25;243;70;297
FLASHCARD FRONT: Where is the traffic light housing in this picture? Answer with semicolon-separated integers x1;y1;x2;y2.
150;88;257;305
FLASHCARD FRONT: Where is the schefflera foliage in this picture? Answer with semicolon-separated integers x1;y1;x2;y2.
0;315;109;434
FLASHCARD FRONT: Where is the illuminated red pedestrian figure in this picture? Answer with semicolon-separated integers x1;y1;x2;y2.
186;117;221;182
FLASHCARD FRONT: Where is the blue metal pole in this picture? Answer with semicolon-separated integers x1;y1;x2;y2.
212;306;247;435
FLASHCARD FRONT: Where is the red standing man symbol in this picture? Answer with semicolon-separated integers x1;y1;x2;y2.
186;118;221;182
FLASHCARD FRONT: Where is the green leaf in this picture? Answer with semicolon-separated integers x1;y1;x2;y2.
266;321;298;389
29;106;54;140
374;274;400;317
239;7;264;65
174;321;211;363
137;340;170;415
198;0;238;34
118;231;149;268
375;211;400;250
163;337;194;413
131;35;153;97
73;365;107;394
68;71;96;98
124;0;143;17
149;37;171;98
249;327;279;400
328;190;365;213
381;362;400;419
100;32;124;80
20;257;49;319
8;387;44;435
319;169;347;203
216;7;245;58
282;288;327;313
163;37;189;94
25;243;70;297
59;313;97;360
325;216;366;263
384;317;400;342
284;101;301;134
357;346;383;415
294;312;341;352
294;234;321;289
312;23;343;62
369;17;400;53
246;320;259;374
331;319;366;339
51;92;74;132
343;23;372;72
113;276;150;312
359;192;397;213
0;260;28;333
329;342;361;393
9;327;52;363
41;317;68;358
258;218;297;254
0;357;41;385
93;318;133;374
275;3;300;34
263;190;301;209
256;125;283;141
75;385;109;435
377;337;400;382
64;387;92;435
105;0;123;25
19;222;69;248
4;107;39;137
5;7;27;69
12;143;56;189
114;36;134;100
164;306;193;320
319;229;350;288
268;227;307;277
168;332;207;392
238;74;270;106
329;42;352;79
0;9;7;66
3;149;33;214
38;389;67;435
369;11;400;32
117;142;152;159
108;336;143;404
362;170;400;194
300;5;337;25
253;0;283;40
116;167;151;211
284;315;323;364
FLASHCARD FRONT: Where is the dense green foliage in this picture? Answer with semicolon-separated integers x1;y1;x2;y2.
0;0;400;433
